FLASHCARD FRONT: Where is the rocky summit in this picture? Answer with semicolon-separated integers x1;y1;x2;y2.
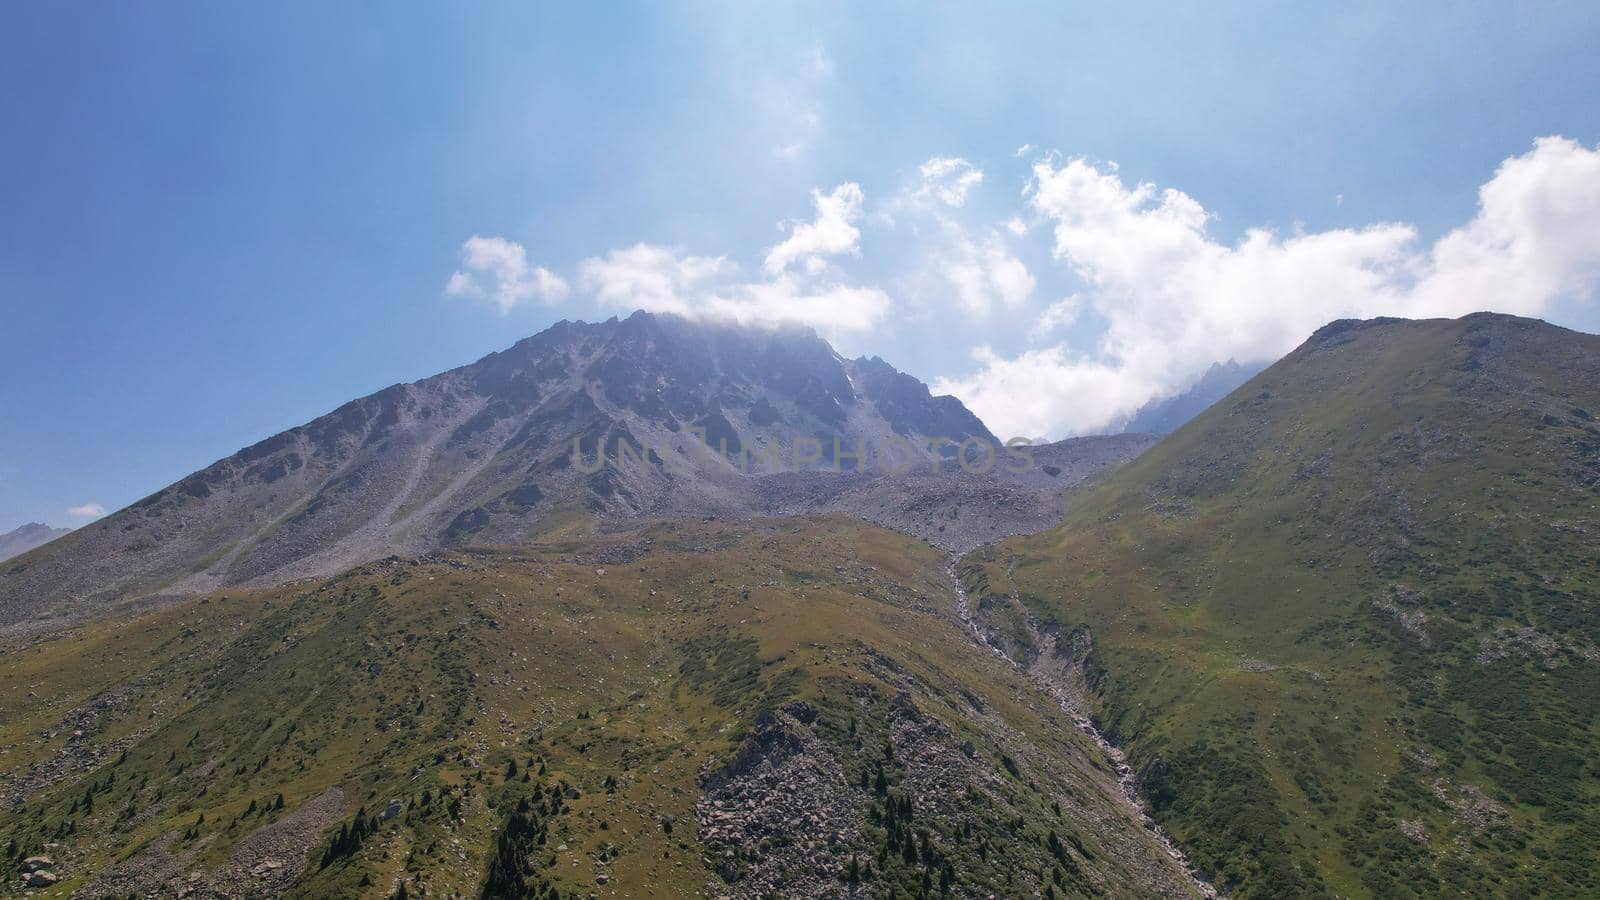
0;523;70;564
0;312;1148;632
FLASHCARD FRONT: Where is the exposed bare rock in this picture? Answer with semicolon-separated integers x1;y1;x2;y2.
5;681;148;809
78;830;195;898
1431;779;1509;833
205;786;347;896
80;787;345;899
1372;598;1432;648
696;702;864;898
1475;625;1600;667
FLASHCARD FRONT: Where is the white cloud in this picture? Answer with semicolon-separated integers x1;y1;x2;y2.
763;182;865;275
1412;136;1600;317
1033;296;1082;337
68;503;106;518
578;243;731;315
934;346;1155;443
940;136;1600;438
705;278;892;332
580;241;889;332
917;157;984;208
443;271;476;296
889;157;1035;316
446;236;568;313
986;244;1035;308
1014;144;1034;158
943;235;1035;315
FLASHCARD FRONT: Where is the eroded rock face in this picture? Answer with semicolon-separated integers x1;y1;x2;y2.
696;702;865;899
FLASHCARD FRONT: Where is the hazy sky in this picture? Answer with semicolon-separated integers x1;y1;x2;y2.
4;2;1600;530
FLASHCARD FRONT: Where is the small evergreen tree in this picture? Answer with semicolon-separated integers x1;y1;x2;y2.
320;806;377;868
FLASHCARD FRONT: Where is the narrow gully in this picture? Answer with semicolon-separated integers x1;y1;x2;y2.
947;558;1221;899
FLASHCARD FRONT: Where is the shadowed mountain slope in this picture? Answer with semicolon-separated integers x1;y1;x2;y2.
962;313;1600;897
1122;360;1265;435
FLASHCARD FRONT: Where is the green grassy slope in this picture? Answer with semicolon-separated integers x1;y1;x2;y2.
2;516;1199;898
962;313;1600;897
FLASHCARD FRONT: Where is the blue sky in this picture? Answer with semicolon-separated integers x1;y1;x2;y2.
4;2;1600;531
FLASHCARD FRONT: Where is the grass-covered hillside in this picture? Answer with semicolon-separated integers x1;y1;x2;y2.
2;516;1201;898
962;313;1600;898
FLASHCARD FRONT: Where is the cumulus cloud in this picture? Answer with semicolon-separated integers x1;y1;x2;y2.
934;346;1156;443
764;183;865;275
446;236;569;313
938;136;1600;438
890;156;1035;315
68;503;106;518
703;278;891;332
917;157;984;208
580;241;889;332
944;235;1035;315
578;243;731;315
1411;137;1600;316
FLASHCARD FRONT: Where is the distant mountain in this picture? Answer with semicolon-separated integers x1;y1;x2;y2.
964;313;1600;897
0;523;70;562
0;311;1149;629
1122;359;1264;434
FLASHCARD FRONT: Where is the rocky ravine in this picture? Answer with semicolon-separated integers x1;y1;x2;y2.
950;558;1221;899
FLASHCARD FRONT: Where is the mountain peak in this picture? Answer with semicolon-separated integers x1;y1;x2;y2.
1123;357;1265;435
0;522;72;564
1;312;1143;628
